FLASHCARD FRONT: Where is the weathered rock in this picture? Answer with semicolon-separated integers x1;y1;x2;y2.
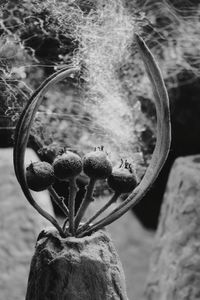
0;148;54;300
26;228;128;300
133;75;200;230
86;196;154;300
145;155;200;300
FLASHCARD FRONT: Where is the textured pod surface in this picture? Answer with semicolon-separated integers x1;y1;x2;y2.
53;152;82;180
26;161;55;191
26;228;128;300
107;168;137;193
83;150;112;179
145;155;200;300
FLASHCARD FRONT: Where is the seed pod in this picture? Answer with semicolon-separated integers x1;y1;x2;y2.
26;161;55;192
83;149;112;179
53;151;82;180
107;166;137;194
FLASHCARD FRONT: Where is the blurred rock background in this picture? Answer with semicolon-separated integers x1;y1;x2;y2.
146;155;200;300
0;149;54;300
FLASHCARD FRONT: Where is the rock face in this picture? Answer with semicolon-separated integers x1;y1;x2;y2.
108;212;153;300
145;155;200;300
87;197;154;300
133;75;200;230
0;148;54;300
26;228;128;300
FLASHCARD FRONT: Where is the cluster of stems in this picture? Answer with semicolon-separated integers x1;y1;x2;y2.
47;174;121;237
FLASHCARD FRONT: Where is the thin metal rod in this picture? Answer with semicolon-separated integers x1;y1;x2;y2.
77;192;120;236
74;178;96;231
68;177;78;235
48;186;69;217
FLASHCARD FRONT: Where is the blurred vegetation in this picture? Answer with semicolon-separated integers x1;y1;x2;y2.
0;0;200;168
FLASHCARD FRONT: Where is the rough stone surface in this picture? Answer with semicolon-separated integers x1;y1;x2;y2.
26;228;128;300
86;196;154;300
145;155;200;300
0;148;54;300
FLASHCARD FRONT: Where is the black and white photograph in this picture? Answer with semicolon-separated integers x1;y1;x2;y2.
0;0;199;299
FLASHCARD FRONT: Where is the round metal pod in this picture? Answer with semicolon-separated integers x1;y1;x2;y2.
83;150;112;179
107;167;137;194
53;151;82;181
26;161;55;192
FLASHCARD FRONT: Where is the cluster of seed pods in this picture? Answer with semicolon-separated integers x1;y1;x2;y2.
13;34;171;238
26;148;138;237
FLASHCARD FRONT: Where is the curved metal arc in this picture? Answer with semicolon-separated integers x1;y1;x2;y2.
13;67;79;237
81;34;171;235
14;66;79;181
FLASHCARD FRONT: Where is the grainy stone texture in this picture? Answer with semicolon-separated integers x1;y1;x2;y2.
26;228;128;300
86;196;154;300
145;155;200;300
0;148;54;300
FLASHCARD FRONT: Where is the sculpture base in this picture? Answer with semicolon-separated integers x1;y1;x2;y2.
26;228;128;300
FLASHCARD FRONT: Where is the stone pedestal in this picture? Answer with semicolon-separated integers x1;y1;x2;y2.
0;148;54;300
145;155;200;300
26;228;128;300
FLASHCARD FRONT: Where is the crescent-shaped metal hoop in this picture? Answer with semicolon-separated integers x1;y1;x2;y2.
13;67;80;237
81;34;171;235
